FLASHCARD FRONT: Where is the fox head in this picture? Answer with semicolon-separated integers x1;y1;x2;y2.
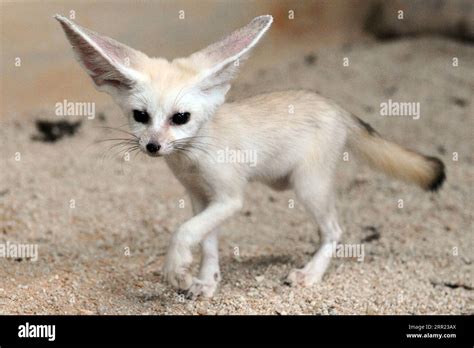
55;15;272;156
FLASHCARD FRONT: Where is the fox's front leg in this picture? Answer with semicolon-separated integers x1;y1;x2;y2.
163;196;242;292
186;230;221;299
186;194;221;299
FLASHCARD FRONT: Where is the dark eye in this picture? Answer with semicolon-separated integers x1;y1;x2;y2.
133;110;150;124
171;112;190;125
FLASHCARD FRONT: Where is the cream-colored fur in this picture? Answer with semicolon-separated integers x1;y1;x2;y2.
347;126;445;190
56;15;445;299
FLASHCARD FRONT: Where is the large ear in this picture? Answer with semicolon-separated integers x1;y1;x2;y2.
55;15;147;92
186;15;272;96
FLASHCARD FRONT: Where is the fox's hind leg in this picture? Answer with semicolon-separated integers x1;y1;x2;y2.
285;157;343;287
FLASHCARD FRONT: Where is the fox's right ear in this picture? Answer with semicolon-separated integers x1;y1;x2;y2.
55;15;147;93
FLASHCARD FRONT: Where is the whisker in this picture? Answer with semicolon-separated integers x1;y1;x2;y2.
99;139;139;162
175;143;215;158
94;138;138;144
173;147;195;164
96;126;138;139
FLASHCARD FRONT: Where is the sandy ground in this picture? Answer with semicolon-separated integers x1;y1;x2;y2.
0;36;473;315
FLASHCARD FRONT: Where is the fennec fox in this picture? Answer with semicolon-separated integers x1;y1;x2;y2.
56;15;445;299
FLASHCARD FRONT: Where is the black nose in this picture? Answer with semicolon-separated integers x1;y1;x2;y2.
146;142;160;154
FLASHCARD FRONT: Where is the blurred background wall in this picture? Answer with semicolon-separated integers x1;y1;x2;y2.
1;0;472;118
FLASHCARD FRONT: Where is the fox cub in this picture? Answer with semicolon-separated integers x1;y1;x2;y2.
56;15;445;299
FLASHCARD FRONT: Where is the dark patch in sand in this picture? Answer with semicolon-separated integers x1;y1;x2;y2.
97;112;107;122
384;86;398;97
32;119;82;143
437;145;446;155
361;226;381;243
450;96;468;108
304;53;317;65
431;280;473;291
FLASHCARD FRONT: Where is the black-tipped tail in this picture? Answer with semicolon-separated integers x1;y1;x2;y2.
425;156;446;192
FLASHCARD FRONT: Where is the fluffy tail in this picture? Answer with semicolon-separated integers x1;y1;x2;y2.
347;115;446;191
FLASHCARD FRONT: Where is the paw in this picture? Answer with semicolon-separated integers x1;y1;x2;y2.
164;266;193;290
186;277;218;300
284;268;321;287
163;244;193;290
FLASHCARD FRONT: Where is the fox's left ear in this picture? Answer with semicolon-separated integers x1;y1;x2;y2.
55;15;147;94
186;15;273;98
